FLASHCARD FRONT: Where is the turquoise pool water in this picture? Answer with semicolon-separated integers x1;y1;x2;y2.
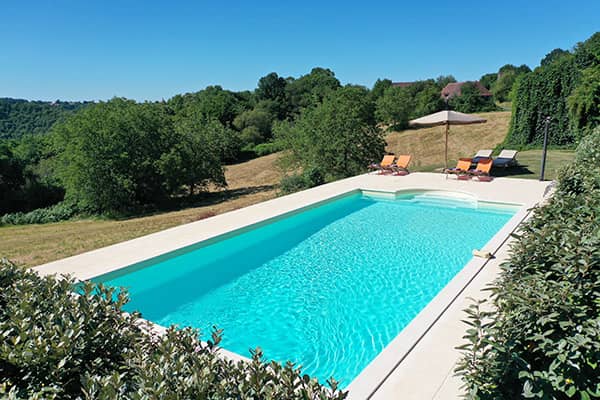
95;192;515;386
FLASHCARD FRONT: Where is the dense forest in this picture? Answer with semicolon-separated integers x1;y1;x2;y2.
0;98;89;139
1;31;598;224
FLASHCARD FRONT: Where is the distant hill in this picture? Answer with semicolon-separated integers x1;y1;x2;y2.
0;98;90;139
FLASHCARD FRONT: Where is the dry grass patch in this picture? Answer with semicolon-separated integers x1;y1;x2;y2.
0;153;284;267
385;111;511;169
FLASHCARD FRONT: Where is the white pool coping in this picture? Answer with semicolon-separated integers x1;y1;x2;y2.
33;172;551;398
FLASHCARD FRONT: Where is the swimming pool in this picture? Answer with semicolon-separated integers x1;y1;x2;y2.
94;190;516;386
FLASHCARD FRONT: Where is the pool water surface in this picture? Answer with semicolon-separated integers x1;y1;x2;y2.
95;192;515;385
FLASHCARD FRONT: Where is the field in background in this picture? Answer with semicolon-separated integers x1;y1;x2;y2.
1;112;574;267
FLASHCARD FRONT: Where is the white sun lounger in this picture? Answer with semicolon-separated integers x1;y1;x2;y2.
493;150;519;167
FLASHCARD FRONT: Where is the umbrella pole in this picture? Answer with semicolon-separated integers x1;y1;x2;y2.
445;122;449;169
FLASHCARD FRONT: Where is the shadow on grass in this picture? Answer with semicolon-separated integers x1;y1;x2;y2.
108;184;279;221
491;165;535;177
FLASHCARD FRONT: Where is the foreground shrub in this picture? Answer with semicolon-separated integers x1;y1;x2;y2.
0;259;346;399
456;131;600;398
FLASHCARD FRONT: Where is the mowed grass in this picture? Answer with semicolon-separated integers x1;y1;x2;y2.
0;153;284;267
1;111;575;267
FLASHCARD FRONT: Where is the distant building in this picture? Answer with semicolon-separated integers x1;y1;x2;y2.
391;81;415;88
441;81;492;99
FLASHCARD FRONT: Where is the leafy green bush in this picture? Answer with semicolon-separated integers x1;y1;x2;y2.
279;167;325;195
0;201;80;225
456;128;600;399
0;259;347;399
253;140;284;156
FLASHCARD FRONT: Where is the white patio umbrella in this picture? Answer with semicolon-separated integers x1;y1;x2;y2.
409;110;487;169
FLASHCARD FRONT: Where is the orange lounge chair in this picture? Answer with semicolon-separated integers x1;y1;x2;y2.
468;158;493;181
389;154;412;175
369;155;396;174
445;158;472;179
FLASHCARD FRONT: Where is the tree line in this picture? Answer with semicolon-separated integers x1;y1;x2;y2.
0;68;463;219
3;29;598;222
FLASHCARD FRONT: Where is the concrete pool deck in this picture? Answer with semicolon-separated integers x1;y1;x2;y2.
34;172;551;399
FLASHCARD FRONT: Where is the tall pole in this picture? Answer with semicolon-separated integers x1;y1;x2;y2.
540;116;550;181
445;122;449;169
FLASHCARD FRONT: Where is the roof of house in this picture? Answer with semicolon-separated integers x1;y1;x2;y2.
441;81;492;99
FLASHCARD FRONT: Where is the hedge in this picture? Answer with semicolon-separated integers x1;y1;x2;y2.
0;259;347;399
456;127;600;399
505;55;581;147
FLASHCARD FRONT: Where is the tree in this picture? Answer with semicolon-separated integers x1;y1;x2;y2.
277;86;384;180
0;141;25;213
285;67;341;115
159;117;227;197
567;65;600;135
413;82;445;117
375;86;414;128
573;32;600;68
479;73;498;90
170;86;246;127
54;99;175;211
435;75;457;89
256;72;287;102
370;79;393;101
233;108;274;148
493;64;532;102
449;82;496;113
541;48;570;66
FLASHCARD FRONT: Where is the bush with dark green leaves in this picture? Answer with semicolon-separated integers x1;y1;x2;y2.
456;127;600;399
0;201;80;226
279;166;325;195
0;259;347;399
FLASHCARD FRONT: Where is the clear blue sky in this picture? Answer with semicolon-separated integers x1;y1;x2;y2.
2;0;598;101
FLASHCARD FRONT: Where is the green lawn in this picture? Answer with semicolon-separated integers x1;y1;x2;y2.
412;149;574;181
490;149;574;180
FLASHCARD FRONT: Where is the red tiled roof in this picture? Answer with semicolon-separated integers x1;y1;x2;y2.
441;81;492;99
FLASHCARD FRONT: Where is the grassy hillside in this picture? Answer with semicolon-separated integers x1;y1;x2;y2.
385;111;511;169
0;153;284;266
1;111;575;267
